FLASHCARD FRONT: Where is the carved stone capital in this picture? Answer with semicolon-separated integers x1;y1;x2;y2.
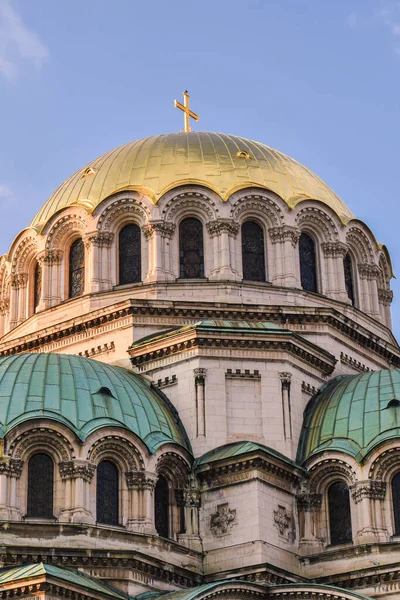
297;493;322;511
351;480;386;503
125;470;157;490
183;475;201;507
59;460;96;482
40;249;63;266
11;272;28;289
321;241;348;259
269;225;300;247
378;288;393;306
279;372;292;390
206;219;240;238
358;263;381;280
142;220;175;239
194;367;207;385
84;231;114;248
0;458;23;478
0;297;10;315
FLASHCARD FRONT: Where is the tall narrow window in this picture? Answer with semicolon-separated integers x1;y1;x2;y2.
34;261;42;311
155;474;169;538
299;232;317;292
69;238;85;298
343;253;355;306
392;472;400;535
328;481;352;545
119;224;141;285
27;453;54;518
96;460;119;525
241;221;266;282
179;218;204;278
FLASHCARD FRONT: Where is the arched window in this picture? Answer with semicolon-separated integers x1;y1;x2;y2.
242;221;266;282
69;238;85;298
27;453;54;518
96;460;119;525
155;474;169;538
392;472;400;535
179;218;204;278
34;261;42;311
299;232;318;292
328;481;352;545
119;224;141;285
343;253;355;306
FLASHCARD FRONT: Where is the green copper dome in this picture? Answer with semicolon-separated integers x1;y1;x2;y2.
0;353;190;453
298;369;400;463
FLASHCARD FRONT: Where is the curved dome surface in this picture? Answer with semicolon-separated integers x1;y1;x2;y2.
298;369;400;463
0;353;190;453
31;132;354;228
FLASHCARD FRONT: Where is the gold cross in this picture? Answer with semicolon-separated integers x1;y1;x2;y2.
174;90;199;132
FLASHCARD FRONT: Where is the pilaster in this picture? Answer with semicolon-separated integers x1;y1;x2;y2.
351;480;388;543
143;221;175;282
84;231;114;292
125;470;157;534
37;249;63;310
59;460;96;524
269;226;299;287
207;219;240;281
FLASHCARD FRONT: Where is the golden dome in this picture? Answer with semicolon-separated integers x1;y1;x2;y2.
31;132;354;228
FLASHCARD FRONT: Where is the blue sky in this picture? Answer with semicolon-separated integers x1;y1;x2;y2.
1;0;400;336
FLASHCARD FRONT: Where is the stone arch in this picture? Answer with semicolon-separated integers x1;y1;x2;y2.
10;235;38;275
86;434;145;471
154;450;191;538
345;224;375;264
294;206;339;243
96;193;152;232
9;427;75;463
308;457;357;494
378;251;391;291
45;214;87;250
229;191;284;228
161;187;220;223
369;446;400;482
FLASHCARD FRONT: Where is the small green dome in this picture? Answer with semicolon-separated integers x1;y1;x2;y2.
0;353;190;453
298;369;400;463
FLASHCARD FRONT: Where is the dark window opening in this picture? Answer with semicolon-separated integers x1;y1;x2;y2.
344;253;355;306
299;232;317;293
119;224;141;285
69;238;85;298
179;218;204;278
155;474;169;538
96;460;119;525
27;453;54;518
392;472;400;535
328;480;352;545
34;261;42;311
97;387;114;397
387;399;400;409
241;221;266;282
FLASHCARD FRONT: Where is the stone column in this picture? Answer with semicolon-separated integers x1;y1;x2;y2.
85;231;114;293
0;297;10;336
351;480;388;544
297;493;324;555
0;457;23;521
125;471;157;534
9;273;27;329
378;288;393;330
269;226;299;287
59;460;96;524
321;242;349;303
358;264;381;320
143;221;175;282
178;474;202;551
194;368;207;437
207;219;240;281
279;372;292;441
38;249;63;310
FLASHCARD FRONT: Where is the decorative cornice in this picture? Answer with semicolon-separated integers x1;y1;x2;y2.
226;368;260;379
340;352;371;373
59;460;96;482
301;381;318;396
350;480;386;503
206;219;240;238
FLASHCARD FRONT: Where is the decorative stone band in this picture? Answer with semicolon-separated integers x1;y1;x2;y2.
142;220;176;239
296;493;323;511
378;287;394;306
84;231;114;248
59;460;96;482
301;381;318;396
350;480;387;503
206;219;240;238
0;458;23;478
358;262;381;280
268;225;300;247
321;241;348;258
10;272;28;290
340;352;371;373
39;249;63;266
125;470;157;490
